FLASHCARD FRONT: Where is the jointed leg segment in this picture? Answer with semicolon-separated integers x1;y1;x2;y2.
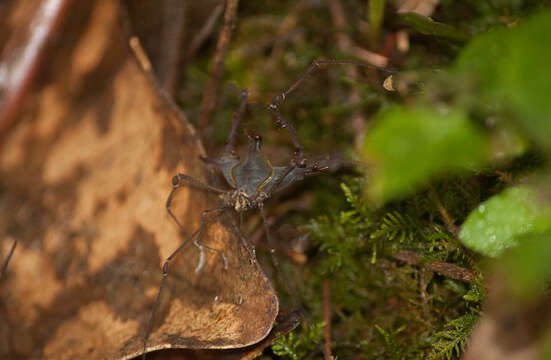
223;88;248;155
268;59;389;166
166;173;226;232
145;174;230;358
260;206;308;319
143;206;226;359
192;207;229;273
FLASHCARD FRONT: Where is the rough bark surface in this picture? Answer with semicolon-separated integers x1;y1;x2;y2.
0;1;278;359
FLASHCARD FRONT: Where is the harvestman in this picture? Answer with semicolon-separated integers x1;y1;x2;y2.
142;59;390;357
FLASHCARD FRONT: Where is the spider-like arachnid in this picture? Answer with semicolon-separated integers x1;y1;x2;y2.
142;59;389;357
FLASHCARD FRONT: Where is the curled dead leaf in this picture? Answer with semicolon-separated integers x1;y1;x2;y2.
0;1;279;359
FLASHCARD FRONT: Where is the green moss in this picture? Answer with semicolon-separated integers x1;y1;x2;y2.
428;313;477;360
270;321;325;360
277;178;482;359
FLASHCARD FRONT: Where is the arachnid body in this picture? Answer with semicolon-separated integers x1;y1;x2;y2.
207;134;320;212
143;60;388;357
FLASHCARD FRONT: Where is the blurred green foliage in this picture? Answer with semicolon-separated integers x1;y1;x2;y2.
455;10;551;151
368;0;386;45
398;12;471;41
363;106;489;203
501;231;551;298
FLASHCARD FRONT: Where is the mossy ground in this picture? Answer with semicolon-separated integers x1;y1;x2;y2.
177;1;549;358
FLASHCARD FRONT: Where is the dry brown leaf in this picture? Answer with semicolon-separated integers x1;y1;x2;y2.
0;1;278;359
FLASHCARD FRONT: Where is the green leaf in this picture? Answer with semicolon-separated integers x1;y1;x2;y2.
460;186;551;257
490;126;528;162
362;105;488;203
455;10;551;151
543;326;551;360
501;231;551;298
399;12;470;41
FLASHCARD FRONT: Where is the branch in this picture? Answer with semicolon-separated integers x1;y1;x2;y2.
322;279;334;360
393;250;473;282
428;186;460;237
158;0;186;96
198;0;240;139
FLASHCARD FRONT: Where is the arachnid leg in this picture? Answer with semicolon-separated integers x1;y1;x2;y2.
260;206;309;320
192;235;228;273
192;207;230;273
223;87;248;155
304;160;329;176
0;238;17;279
143;207;226;360
267;164;296;197
166;173;227;232
268;59;389;166
267;102;305;166
268;160;329;197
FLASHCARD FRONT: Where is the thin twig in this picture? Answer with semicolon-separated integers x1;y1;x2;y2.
198;0;240;140
393;250;473;282
129;37;152;73
322;279;333;360
328;0;351;50
328;0;388;68
270;0;308;60
348;45;389;68
429;186;480;275
328;0;367;148
418;268;433;322
260;207;308;319
187;3;224;59
249;216;307;264
428;186;460;237
1;239;17;279
158;0;186;96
